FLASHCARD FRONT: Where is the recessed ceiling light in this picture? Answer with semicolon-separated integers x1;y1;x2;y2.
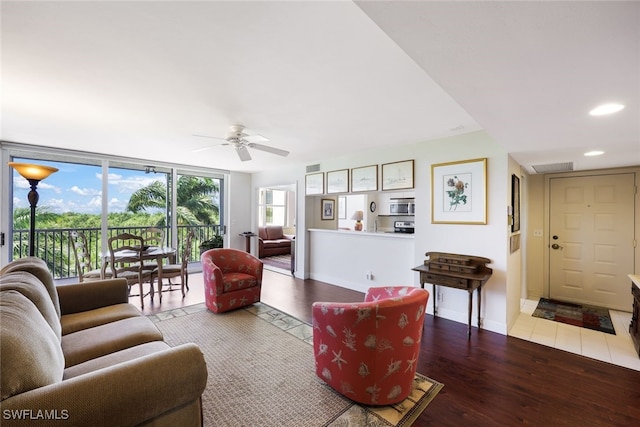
584;150;604;157
589;103;624;116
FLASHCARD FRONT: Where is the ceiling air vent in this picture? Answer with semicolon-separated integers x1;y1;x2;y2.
306;164;321;173
531;162;573;174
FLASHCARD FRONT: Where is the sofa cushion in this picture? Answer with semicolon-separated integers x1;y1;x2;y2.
0;256;61;317
60;303;142;335
62;316;164;367
0;290;65;401
63;341;171;379
0;271;62;341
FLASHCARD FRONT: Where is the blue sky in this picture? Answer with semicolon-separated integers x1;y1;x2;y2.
11;159;165;215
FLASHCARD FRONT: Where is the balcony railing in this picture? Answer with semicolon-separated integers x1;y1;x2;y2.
11;224;222;280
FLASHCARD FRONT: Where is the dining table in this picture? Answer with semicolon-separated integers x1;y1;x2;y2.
101;245;177;285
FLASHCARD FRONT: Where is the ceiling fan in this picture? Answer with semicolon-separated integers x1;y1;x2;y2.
193;124;289;162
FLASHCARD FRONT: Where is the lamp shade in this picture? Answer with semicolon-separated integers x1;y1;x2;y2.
351;210;364;221
8;162;58;181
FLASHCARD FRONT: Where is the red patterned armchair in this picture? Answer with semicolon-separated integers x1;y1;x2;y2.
201;248;263;314
312;286;429;405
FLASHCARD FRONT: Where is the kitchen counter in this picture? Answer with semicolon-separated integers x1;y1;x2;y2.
308;228;414;239
307;228;416;293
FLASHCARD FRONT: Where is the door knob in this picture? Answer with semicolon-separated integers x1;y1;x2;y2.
551;243;563;250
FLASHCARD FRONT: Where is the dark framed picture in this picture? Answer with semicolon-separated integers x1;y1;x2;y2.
511;174;520;232
321;198;335;220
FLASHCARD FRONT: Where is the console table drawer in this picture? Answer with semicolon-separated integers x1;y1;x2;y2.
421;273;467;288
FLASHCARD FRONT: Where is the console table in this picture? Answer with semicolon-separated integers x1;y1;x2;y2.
630;275;640;357
413;252;492;338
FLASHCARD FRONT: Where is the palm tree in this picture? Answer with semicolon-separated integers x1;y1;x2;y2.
126;176;220;227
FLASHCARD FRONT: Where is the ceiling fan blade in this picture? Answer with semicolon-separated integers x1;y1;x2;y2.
243;134;270;143
236;145;252;161
249;143;289;157
192;134;227;141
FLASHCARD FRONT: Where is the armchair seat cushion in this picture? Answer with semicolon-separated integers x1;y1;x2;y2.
223;272;258;292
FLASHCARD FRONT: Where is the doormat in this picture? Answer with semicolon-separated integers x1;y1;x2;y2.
531;298;616;335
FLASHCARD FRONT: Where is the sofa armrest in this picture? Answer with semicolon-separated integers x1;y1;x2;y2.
0;343;207;427
56;279;129;315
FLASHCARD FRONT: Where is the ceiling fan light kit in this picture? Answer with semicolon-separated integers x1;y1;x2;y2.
193;124;289;161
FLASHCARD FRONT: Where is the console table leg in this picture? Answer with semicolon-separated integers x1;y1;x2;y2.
467;290;473;338
477;287;482;329
433;284;438;315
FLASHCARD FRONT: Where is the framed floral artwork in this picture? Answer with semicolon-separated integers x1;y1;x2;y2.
431;158;487;224
305;172;324;195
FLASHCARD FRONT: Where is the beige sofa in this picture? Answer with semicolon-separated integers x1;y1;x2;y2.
0;257;207;426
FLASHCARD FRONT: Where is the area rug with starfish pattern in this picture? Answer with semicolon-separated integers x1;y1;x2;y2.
531;298;615;335
150;302;443;426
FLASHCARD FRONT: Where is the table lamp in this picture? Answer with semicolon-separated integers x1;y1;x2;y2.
8;162;59;256
351;210;364;231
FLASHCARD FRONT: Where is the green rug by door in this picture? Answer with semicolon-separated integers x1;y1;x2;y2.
531;298;616;335
151;303;443;427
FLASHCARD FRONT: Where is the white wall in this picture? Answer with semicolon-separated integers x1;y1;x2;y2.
227;171;253;251
250;130;512;334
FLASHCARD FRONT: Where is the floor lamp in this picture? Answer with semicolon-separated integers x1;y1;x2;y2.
8;162;59;257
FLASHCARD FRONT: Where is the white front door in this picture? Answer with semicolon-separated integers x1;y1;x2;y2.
549;173;636;311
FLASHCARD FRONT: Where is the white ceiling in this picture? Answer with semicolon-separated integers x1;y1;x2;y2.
2;1;638;174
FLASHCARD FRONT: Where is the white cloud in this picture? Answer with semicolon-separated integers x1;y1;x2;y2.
70;185;100;196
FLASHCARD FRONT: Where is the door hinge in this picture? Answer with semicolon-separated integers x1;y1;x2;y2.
0;232;4;246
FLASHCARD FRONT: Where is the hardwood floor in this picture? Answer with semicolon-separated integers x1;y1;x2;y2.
138;268;640;426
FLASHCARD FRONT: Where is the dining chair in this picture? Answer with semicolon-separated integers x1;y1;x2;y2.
140;227;165;247
70;231;110;282
151;231;194;302
140;227;166;271
108;232;154;308
152;230;194;301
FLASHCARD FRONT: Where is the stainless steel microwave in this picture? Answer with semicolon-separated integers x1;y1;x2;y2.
389;200;415;215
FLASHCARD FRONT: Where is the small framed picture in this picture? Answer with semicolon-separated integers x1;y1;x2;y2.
305;172;324;195
321;199;335;220
338;196;347;219
351;165;378;192
382;160;414;190
326;169;349;193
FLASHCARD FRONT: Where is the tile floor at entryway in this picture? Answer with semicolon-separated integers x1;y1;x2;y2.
510;299;640;372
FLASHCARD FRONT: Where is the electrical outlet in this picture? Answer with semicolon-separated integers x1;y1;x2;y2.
366;271;374;281
533;229;543;237
438;292;444;303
